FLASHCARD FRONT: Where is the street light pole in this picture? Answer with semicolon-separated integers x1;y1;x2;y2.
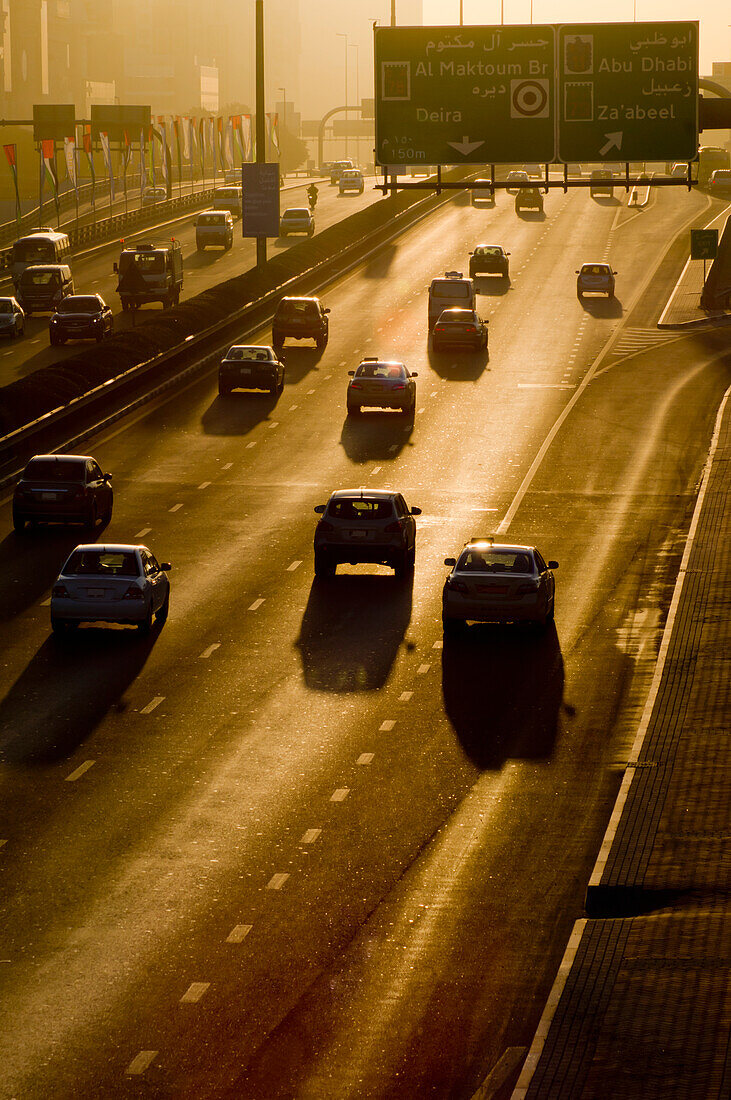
336;32;348;157
278;86;286;176
255;0;266;269
351;44;359;167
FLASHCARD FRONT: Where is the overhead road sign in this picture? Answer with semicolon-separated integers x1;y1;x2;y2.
91;105;151;142
558;22;698;163
33;104;75;142
374;25;556;166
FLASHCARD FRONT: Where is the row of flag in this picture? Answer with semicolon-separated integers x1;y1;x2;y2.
2;113;280;221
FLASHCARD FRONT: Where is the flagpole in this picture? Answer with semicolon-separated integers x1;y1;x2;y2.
38;146;43;224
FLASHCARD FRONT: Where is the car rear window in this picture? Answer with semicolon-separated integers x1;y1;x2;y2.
457;549;534;573
57;297;98;313
0;298;15;310
283;209;309;217
476;247;502;256
583;264;609;275
356;363;406;379
226;347;271;361
327;498;395;520
65;550;140;577
199;213;226;225
24;459;85;481
431;281;470;298
439;310;474;322
277;299;317;318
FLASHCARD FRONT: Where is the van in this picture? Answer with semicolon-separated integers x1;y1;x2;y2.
195;210;234;250
212;187;242;217
16;264;74;314
11;229;71;288
427;271;476;331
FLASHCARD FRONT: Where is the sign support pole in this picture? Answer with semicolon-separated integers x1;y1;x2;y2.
255;0;267;271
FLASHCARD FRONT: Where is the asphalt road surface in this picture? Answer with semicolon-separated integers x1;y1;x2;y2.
1;181;729;1099
0;175;383;388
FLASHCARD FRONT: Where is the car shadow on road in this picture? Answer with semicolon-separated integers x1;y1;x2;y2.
184;248;233;271
515;210;547;222
296;572;413;692
579;296;623;319
278;346;325;384
340;410;415;462
0;527;102;623
427;344;489;381
201;391;279;435
0;625;160;765
473;274;511;298
442;622;564;768
590;195;621;206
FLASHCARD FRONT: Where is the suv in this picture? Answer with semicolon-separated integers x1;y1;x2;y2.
313;489;421;578
272;296;329;349
16;264;74;314
576;262;616;299
339;169;365;195
330;159;354;184
196;210;234;250
589;169;614;197
13;453;113;532
427;271;476;331
49;294;113;345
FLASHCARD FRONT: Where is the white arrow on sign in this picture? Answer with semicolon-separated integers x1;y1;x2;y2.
447;135;485;157
599;131;623;157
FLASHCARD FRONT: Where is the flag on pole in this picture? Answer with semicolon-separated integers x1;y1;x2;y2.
266;113;280;157
240;115;253;162
63;135;78;194
41;138;59;195
122;129;132;171
216;117;224;173
3;144;22;226
99;130;115;200
139;128;146;193
159;122;170;190
82;124;96;207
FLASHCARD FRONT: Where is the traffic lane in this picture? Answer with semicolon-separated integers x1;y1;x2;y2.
0;195;690;1091
0;176;384;386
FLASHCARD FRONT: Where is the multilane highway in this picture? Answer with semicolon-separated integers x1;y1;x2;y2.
0;175;383;387
0;180;729;1099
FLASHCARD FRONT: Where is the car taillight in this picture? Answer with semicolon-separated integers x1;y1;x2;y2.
516;581;540;595
123;586;145;600
317;519;335;532
52;584;69;598
435;326;445;332
392;383;405;390
350;381;363;389
448;579;468;594
465;325;477;332
384;520;403;533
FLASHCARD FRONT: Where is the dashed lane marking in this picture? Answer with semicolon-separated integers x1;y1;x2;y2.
199;643;220;659
41;597;51;606
0;839;8;849
289;404;298;411
198;481;211;489
135;527;151;539
301;828;321;844
267;421;278;430
287;560;302;572
379;720;395;732
140;696;165;715
357;753;374;765
432;639;443;650
307;388;315;395
417;663;431;675
246;441;257;449
330;788;349;802
169;503;183;512
222;462;233;470
248;598;265;611
226;924;252;943
267;873;289;890
399;691;413;702
371;465;382;475
180;982;210;1003
126;1051;157;1076
65;760;95;782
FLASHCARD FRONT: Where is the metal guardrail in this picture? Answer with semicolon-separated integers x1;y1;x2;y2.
0;174;464;491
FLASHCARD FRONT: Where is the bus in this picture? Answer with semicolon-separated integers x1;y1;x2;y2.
10;228;72;287
697;146;730;189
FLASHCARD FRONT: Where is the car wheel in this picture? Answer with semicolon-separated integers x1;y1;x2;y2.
280;230;287;238
393;550;411;579
85;503;98;530
95;329;104;343
314;551;335;578
218;380;232;396
269;381;278;395
138;605;154;635
308;227;314;236
50;331;60;346
277;376;285;395
442;616;464;636
347;403;361;416
156;591;170;624
316;336;326;349
51;617;76;634
12;510;27;533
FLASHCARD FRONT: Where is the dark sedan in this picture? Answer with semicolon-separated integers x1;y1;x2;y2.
49;294;113;345
13;454;113;532
218;345;285;396
432;308;488;351
469;245;510;279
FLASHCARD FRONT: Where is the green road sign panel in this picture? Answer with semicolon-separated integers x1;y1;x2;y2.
690;228;718;260
374;25;556;166
558;22;698;162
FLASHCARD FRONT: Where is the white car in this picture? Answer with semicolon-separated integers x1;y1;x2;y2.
280;208;315;237
442;538;558;632
339;169;365;195
0;295;26;337
51;544;171;635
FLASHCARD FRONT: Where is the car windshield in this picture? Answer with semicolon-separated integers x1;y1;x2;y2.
431;281;469;298
226;347;271;361
22;271;59;286
0;298;15;312
356;362;406;379
64;550;141;577
57;297;99;314
199;214;226;225
327;498;394;520
24;459;85;482
12;240;54;263
457;549;534;573
121;252;163;274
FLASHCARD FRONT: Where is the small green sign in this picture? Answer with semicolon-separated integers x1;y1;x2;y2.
558;22;698;162
374;25;556;166
690;228;718;260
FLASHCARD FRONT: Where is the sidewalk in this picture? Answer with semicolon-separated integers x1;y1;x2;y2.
511;244;731;1099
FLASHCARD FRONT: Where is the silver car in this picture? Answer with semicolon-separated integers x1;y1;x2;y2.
280;207;315;237
51;543;171;635
0;295;25;337
313;489;421;578
346;358;417;416
442;538;558;632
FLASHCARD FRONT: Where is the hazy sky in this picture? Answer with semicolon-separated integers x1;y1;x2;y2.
421;1;731;74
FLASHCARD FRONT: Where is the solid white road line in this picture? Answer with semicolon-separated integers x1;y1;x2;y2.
226;924;252;943
267;873;289;890
180;982;210;1003
140;696;164;715
330;788;349;802
248;598;264;611
126;1050;158;1076
65;761;95;782
199;643;221;659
